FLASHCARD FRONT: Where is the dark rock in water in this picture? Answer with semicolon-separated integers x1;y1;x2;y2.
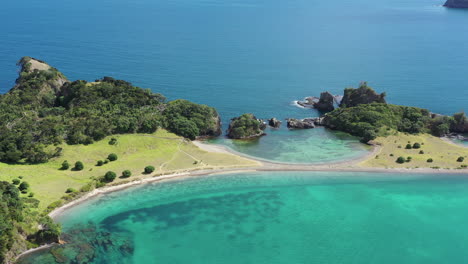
286;118;316;129
340;82;386;108
297;97;318;108
444;0;468;8
313;91;335;112
268;118;282;128
227;113;266;139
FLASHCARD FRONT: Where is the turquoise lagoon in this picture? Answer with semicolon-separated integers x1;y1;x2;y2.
18;171;468;264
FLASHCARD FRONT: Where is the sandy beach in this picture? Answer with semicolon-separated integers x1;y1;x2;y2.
48;140;468;220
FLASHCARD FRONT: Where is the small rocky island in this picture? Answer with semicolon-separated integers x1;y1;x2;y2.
444;0;468;8
227;113;266;139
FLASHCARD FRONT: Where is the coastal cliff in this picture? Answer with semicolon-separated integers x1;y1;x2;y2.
444;0;468;8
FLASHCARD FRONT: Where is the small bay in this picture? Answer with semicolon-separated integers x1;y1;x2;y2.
18;171;468;264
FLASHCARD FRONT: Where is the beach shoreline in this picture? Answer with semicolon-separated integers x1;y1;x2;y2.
49;140;468;220
13;139;466;262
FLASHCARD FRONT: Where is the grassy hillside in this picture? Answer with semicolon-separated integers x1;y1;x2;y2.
360;132;468;169
0;130;257;211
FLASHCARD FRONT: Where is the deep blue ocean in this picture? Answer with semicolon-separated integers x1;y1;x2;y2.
1;0;467;117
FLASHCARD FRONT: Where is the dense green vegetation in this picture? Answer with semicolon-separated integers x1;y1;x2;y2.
323;103;431;142
324;84;467;142
0;181;60;263
162;99;221;140
324;101;467;142
226;113;266;139
0;57;221;164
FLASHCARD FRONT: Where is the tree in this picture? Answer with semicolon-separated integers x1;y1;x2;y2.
412;143;421;149
74;161;84;171
104;171;117;182
108;153;118;161
96;160;104;166
144;166;155;174
396;157;406;164
12;179;20;185
19;181;29;191
427;158;434;163
122;170;132;178
405;144;412;149
457;157;465;162
61;160;70;170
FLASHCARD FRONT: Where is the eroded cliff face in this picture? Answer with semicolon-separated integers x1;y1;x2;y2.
444;0;468;8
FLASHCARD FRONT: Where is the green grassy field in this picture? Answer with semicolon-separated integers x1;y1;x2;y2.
360;132;468;169
0;130;258;210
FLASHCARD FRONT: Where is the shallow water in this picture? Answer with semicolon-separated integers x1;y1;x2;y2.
18;171;468;264
1;0;468;162
209;127;371;164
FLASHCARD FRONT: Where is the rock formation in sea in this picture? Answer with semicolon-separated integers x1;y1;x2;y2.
314;91;335;112
444;0;468;8
340;82;386;108
286;118;317;129
227;113;266;139
268;118;282;128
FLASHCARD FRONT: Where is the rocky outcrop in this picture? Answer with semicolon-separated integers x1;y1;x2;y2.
286;118;315;129
313;92;335;112
227;113;266;139
340;82;386;108
10;57;69;106
444;0;468;8
268;118;282;128
450;112;468;133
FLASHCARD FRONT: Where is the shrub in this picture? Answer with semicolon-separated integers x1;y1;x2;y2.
419;150;424;154
405;144;412;149
74;161;84;171
12;179;20;185
389;154;394;157
28;192;34;197
104;171;117;182
457;157;465;162
65;188;77;193
104;159;110;164
412;143;421;149
406;156;412;162
19;181;30;191
108;153;118;161
18;176;23;179
461;164;467;168
61;160;70;170
122;170;132;178
96;160;104;166
144;166;155;174
396;157;406;164
80;183;94;192
427;158;433;163
109;138;117;145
